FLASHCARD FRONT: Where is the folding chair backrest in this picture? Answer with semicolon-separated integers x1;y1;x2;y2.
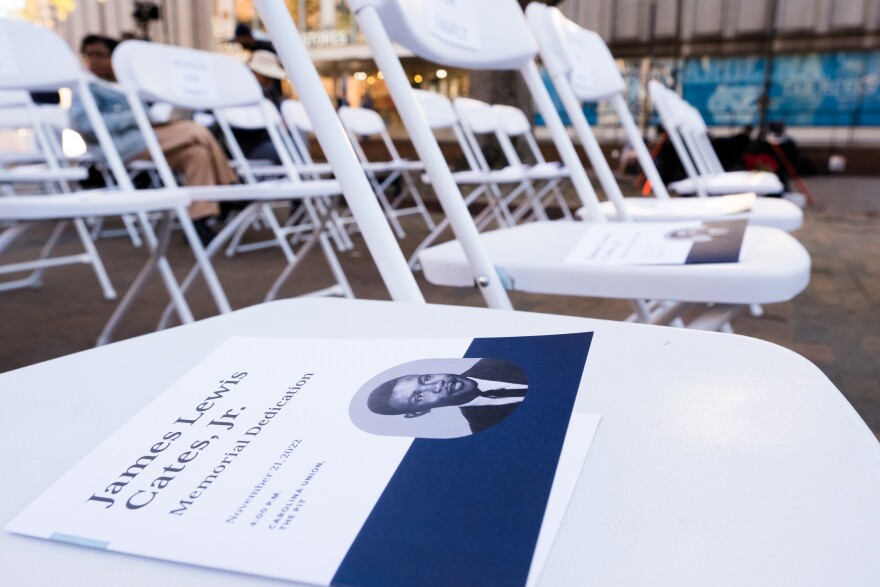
213;99;304;184
338;105;407;166
337;106;386;137
280;99;314;133
352;0;609;309
279;99;320;169
411;89;458;130
526;4;625;103
454;97;519;169
648;81;708;196
113;41;263;110
453;97;499;135
526;3;669;204
0;20;80;91
0;18;135;191
349;0;538;71
492;104;549;164
411;89;482;172
492;104;531;137
679;103;726;175
113;41;270;189
256;1;425;303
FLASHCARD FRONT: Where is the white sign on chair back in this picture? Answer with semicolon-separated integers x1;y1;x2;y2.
423;0;482;51
349;0;537;70
114;41;259;111
167;56;220;104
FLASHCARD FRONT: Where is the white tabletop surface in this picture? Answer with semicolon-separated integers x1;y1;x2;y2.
2;299;879;586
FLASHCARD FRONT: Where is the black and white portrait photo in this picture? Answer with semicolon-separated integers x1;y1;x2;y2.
349;358;528;439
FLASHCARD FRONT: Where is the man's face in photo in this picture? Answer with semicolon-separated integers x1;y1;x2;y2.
388;374;479;415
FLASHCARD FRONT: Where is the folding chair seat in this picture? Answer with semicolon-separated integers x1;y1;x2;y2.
0;18;205;344
111;40;357;310
351;0;810;330
337;105;435;237
525;4;802;232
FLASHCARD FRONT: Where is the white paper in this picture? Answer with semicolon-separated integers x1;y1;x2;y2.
7;336;600;586
624;192;756;218
168;55;219;104
712;192;756;214
568;32;596;94
526;412;602;587
424;0;482;51
565;222;702;265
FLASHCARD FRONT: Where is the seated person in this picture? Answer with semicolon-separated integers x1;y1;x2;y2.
69;34;235;243
230;50;287;165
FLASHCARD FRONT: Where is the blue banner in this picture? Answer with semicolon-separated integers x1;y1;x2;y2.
333;332;593;587
681;52;880;126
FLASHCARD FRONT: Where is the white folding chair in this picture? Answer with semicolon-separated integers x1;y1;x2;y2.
0;18;201;345
217;100;352;258
649;81;797;201
454;96;576;223
112;40;358;311
406;89;538;268
279;99;335;177
250;0;425;306
337;105;435;237
525;4;802;232
491;103;574;220
351;0;811;330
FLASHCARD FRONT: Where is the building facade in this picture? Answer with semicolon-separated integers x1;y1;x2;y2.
558;0;880;137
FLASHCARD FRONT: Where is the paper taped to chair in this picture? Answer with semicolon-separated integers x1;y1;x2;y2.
424;0;482;51
168;56;219;105
564;219;747;265
7;333;600;587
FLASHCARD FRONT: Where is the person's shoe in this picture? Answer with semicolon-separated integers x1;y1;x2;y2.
192;218;217;246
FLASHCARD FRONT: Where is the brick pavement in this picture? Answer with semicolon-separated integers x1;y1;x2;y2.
0;175;877;437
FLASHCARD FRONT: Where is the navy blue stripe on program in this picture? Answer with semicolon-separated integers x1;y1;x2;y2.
332;332;593;587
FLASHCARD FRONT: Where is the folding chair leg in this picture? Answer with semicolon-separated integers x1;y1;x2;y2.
371;175;407;238
318;231;354;298
409;184;491;269
97;211;190;346
549;184;574;220
134;210;193;326
121;213;144;248
321;200;354;251
522;183;550;222
400;170;436;230
157;204;258;330
224;211;259;257
0;221;62;292
31;221;70;290
686;305;743;332
259;202;299;263
176;208;233;314
264;199;352;301
72;218;117;300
